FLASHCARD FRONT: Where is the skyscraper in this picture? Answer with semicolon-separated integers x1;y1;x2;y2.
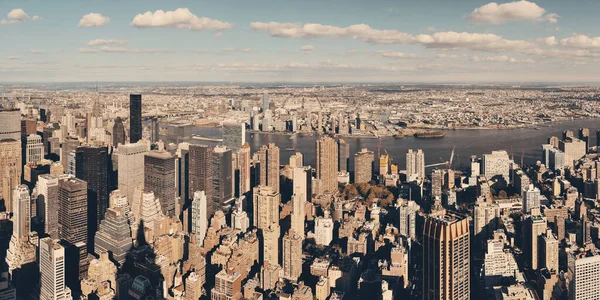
290;193;305;239
314;213;334;246
262;92;269;112
238;143;251;196
354;148;374;184
292;167;312;204
222;122;245;151
282;229;303;282
75;145;109;250
567;249;600;300
0;109;21;140
117;142;147;203
149;117;159;143
129;94;142;143
94;207;133;265
423;211;470;300
189;144;213;215
253;185;280;230
61;136;80;172
0;139;21;211
211;269;243;299
37;174;60;238
258;143;280;192
406;149;425;182
39;237;71;300
24;134;43;164
525;213;547;270
191;191;207;244
211;146;234;213
144;150;176;217
112;117;126;147
58;177;88;252
6;185;36;275
316;136;338;194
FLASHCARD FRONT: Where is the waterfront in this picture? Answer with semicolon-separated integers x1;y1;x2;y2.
195;118;600;172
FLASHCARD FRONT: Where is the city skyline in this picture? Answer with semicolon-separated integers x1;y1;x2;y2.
1;0;600;82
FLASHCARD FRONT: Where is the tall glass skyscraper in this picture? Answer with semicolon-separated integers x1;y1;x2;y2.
129;94;142;143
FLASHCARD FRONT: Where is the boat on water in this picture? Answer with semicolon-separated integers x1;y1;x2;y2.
413;131;446;139
393;133;404;139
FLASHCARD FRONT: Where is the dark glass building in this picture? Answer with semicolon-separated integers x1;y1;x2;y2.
129;94;142;143
144;150;176;217
113;117;126;147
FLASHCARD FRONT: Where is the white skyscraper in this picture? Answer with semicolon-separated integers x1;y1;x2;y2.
406;149;425;182
314;212;334;246
6;185;36;275
568;249;600;300
191;191;208;245
523;184;541;214
398;200;419;240
39;237;72;300
25;134;44;164
37;174;61;239
483;150;511;183
231;197;249;232
117;142;148;203
291;193;305;239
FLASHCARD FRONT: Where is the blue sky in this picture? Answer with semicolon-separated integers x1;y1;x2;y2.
1;0;600;82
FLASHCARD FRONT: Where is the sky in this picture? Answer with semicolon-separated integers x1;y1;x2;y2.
1;0;600;83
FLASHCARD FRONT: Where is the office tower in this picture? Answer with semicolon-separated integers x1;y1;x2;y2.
144;150;176;217
75;145;109;250
289;152;303;169
0;109;21;141
540;230;558;272
212;146;234;213
130;191;163;234
523;184;541;213
191;191;207;244
24;134;43;164
58;177;88;254
189;144;213;215
61;136;80;172
559;137;586;168
483;234;519;279
87;100;104;145
525;214;547;270
231;197;249;232
379;153;389;176
579;128;590;151
6;185;36;275
291;193;305;239
263;225;280;266
0;139;21;211
21;119;37;136
94;207;133;265
315;136;338;194
238;143;251;195
423;211;470;300
129;94;142;143
39;238;71;300
258;143;280;192
431;169;443;200
314;212;334;246
293;167;312;203
37;174;60;238
398;200;419;240
354;148;374;184
482;150;511;182
112;117;126;147
567;249;600;300
117;142;147;203
262;110;272;132
222;122;245;151
211;269;243;299
282;229;303;282
253;185;280;230
338;139;349;173
406;149;425;182
149;117;159;143
262;92;269;112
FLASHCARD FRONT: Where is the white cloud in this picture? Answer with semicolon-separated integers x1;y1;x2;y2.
79;13;110;27
300;45;315;54
472;55;535;63
0;8;39;24
468;1;558;24
250;22;535;52
221;48;251;53
99;46;171;53
131;8;233;31
79;48;97;53
31;50;46;54
559;34;600;49
536;36;557;46
379;51;418;58
436;53;459;58
87;39;129;46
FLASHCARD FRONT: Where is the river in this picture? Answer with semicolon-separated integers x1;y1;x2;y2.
191;118;600;172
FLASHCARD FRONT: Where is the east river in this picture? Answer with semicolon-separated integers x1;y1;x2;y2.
192;118;600;172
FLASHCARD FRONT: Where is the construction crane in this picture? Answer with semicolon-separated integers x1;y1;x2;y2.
425;145;455;168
